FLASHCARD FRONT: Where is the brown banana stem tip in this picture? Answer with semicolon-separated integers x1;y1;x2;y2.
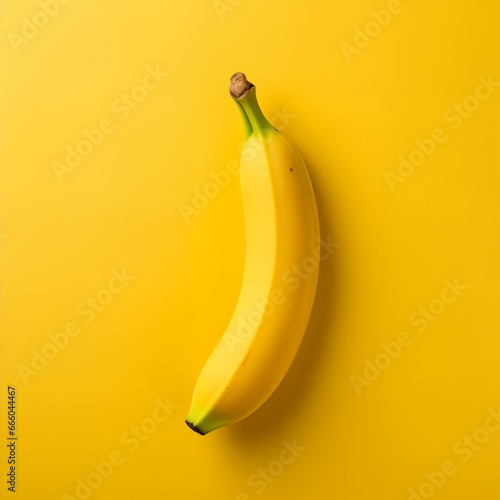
229;72;254;99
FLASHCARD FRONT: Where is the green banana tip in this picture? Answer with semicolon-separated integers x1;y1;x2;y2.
229;72;254;99
185;419;206;436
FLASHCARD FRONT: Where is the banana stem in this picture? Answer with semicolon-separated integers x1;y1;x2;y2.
229;73;272;138
237;87;272;137
234;99;253;140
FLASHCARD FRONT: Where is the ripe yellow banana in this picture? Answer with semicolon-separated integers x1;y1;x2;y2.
186;73;320;435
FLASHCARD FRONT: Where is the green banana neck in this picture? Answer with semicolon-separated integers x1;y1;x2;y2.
234;100;253;140
234;87;273;139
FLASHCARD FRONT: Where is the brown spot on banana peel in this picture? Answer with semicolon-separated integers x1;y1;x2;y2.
241;351;250;366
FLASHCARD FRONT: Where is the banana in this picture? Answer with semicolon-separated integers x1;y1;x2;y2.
186;73;320;435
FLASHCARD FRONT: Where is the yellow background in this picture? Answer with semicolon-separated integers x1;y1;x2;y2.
1;0;499;499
